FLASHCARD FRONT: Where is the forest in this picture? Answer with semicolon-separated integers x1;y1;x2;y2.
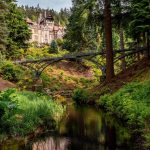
0;0;150;149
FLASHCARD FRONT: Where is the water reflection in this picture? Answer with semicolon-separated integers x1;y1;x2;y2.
30;106;130;150
59;106;128;147
32;137;70;150
31;136;107;150
0;105;132;150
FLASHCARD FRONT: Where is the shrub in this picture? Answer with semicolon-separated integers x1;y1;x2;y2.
56;38;64;49
72;88;90;104
97;82;150;128
40;73;51;87
49;40;59;53
25;47;50;59
0;61;23;82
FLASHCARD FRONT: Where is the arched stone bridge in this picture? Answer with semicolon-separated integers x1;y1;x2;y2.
15;47;147;79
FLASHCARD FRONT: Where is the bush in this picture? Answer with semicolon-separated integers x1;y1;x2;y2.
0;61;23;82
56;38;64;49
49;40;59;53
0;89;65;136
97;82;150;128
72;88;90;104
40;73;51;87
25;47;50;59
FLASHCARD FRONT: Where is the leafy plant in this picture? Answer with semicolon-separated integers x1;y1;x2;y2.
72;88;90;104
0;61;23;82
97;82;150;128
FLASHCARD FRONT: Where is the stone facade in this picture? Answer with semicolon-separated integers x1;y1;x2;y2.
26;15;65;44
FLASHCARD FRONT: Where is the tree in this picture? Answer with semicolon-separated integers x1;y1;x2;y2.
112;0;131;71
0;0;8;52
104;0;114;81
49;40;59;53
64;0;86;51
64;0;103;52
129;0;150;58
5;1;31;58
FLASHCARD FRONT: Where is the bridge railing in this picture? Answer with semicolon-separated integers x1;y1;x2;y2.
14;47;148;79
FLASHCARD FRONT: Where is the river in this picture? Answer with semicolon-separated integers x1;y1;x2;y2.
0;104;138;150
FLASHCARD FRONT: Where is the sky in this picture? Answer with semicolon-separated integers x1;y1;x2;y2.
16;0;72;11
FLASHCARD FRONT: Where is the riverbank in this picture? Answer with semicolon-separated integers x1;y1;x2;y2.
0;105;137;150
97;82;150;148
72;58;150;149
0;89;65;142
97;59;150;148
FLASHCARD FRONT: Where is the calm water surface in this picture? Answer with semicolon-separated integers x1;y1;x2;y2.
0;105;138;150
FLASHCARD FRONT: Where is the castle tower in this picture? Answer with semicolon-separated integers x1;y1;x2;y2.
38;13;43;24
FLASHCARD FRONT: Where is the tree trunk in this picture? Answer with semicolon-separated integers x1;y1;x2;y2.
143;32;148;58
136;39;140;61
104;0;114;82
119;27;126;71
146;31;150;58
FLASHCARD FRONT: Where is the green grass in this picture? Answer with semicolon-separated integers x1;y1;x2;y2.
0;89;65;137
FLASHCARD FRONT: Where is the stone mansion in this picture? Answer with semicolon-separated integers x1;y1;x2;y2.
26;14;65;44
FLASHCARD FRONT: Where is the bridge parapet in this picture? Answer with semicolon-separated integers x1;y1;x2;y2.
15;47;147;80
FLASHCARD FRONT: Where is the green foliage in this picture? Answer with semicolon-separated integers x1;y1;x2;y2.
0;52;6;65
0;61;23;82
0;0;8;52
0;89;65;136
97;82;150;128
5;1;31;58
56;38;64;49
64;0;102;52
72;88;90;104
40;73;51;87
112;31;120;50
25;46;50;59
49;40;59;53
145;134;150;147
129;0;150;38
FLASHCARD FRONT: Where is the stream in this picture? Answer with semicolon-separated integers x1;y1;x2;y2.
0;104;138;150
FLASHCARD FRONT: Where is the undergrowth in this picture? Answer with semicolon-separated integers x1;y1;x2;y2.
97;82;150;146
0;89;65;137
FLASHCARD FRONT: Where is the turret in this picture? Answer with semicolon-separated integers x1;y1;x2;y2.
38;13;43;24
45;15;54;27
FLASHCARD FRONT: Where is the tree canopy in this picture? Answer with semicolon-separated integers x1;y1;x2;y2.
0;0;31;58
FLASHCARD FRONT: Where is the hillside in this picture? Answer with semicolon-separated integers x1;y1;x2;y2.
40;60;96;101
95;58;150;148
92;58;150;96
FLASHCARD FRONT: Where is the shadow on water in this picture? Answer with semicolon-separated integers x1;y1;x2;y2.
0;105;138;150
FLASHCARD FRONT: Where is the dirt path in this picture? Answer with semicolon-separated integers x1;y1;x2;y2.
0;78;16;91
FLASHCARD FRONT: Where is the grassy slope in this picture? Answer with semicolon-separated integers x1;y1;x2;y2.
40;60;97;101
0;89;65;140
92;58;150;97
